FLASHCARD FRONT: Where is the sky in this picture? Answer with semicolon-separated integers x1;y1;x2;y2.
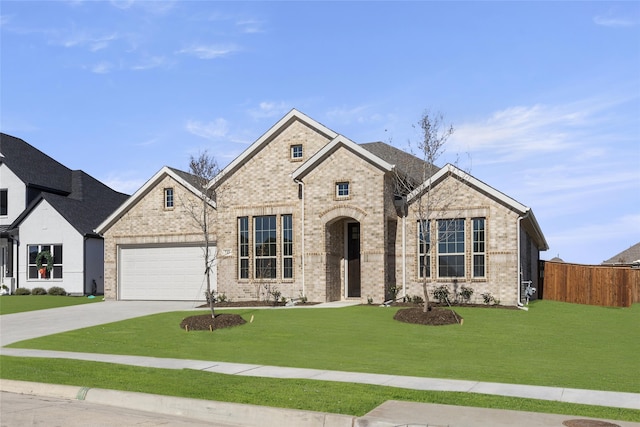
1;1;639;265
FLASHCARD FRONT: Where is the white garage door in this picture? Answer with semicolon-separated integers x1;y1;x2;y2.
119;245;215;300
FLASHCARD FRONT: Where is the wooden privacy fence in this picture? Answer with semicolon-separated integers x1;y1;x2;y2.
542;262;640;307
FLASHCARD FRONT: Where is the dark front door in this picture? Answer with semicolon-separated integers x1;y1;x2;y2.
347;222;361;297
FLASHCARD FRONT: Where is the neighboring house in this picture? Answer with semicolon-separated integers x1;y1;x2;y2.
0;133;129;295
97;109;548;306
602;242;640;267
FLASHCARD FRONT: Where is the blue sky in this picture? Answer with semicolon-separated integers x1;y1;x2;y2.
1;1;639;265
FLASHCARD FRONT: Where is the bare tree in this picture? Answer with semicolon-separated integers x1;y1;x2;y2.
185;151;219;318
395;110;461;313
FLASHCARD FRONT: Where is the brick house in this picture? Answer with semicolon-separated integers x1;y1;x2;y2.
97;109;547;305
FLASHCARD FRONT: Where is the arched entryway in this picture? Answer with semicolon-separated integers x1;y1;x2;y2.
325;217;361;300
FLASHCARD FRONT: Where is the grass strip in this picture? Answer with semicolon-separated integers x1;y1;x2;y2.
0;295;103;315
1;356;638;422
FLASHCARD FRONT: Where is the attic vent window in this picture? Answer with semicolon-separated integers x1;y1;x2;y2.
291;144;303;160
164;188;174;209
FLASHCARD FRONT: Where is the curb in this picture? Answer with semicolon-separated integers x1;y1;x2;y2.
0;379;355;427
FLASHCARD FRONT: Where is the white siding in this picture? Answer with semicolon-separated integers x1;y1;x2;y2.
19;200;85;295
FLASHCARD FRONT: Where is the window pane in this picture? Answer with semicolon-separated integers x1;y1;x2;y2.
240;259;249;279
53;266;63;279
255;215;276;279
238;217;249;279
28;266;38;279
418;220;430;278
437;219;465;277
0;190;7;216
53;245;63;264
283;258;293;279
28;246;38;264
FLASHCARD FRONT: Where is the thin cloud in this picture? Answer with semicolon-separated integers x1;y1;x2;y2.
131;55;169;70
237;19;265;34
90;61;114;74
326;105;387;125
186;118;229;140
448;96;632;164
248;101;290;119
176;44;239;59
593;15;635;28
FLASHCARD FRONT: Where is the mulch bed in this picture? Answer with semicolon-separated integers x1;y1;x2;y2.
393;307;462;326
180;313;246;331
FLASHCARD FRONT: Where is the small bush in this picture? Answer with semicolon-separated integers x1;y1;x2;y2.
481;292;499;305
459;285;474;303
31;287;47;295
411;295;424;305
47;286;67;296
432;285;450;304
15;288;31;295
367;297;373;305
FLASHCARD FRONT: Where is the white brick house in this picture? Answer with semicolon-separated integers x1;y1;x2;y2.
97;109;548;305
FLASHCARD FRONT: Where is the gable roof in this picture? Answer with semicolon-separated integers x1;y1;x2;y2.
407;163;548;251
2;133;129;237
360;142;438;186
1;133;72;194
96;166;214;234
291;135;394;180
210;109;338;188
602;242;640;265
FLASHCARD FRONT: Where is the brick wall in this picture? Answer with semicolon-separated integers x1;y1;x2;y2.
398;175;522;306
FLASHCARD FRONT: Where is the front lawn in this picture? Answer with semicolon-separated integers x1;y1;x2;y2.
7;300;639;393
0;295;103;315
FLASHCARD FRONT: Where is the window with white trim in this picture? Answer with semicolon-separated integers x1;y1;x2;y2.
164;188;174;209
28;244;63;279
255;215;277;279
238;217;249;279
282;215;293;279
473;218;486;277
291;144;303;160
418;220;430;278
336;182;349;198
0;189;7;216
437;219;465;277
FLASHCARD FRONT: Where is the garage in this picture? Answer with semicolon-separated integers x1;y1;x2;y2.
119;245;215;300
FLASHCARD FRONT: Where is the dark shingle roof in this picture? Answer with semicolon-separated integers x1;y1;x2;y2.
602;242;640;265
1;133;72;194
359;142;439;186
2;133;129;237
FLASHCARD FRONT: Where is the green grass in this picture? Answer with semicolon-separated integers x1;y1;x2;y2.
0;295;103;315
7;301;639;394
1;355;638;422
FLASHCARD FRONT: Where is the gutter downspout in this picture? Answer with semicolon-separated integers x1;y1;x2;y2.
516;211;531;309
402;211;407;299
294;179;305;298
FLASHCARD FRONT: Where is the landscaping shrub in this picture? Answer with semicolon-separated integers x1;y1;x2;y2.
15;288;31;295
47;286;67;296
432;285;450;304
31;287;47;295
481;292;499;305
459;285;474;303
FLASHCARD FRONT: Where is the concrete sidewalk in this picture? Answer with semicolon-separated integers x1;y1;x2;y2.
1;300;639;426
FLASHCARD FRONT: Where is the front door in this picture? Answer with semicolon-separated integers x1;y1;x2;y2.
347;222;361;297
